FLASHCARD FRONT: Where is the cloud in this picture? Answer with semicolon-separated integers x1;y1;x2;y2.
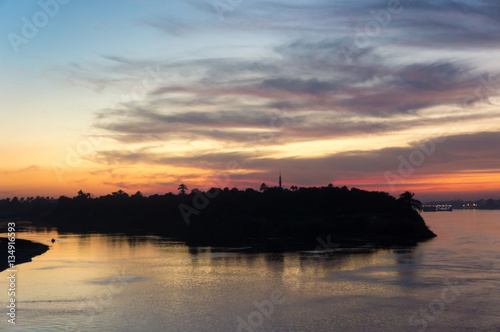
260;78;338;95
45;0;500;198
183;0;500;51
1;165;40;175
91;131;500;187
94;149;260;170
139;16;194;36
90;46;499;146
390;1;500;49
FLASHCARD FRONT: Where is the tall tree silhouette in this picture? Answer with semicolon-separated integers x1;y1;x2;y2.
398;191;422;213
178;184;188;195
77;190;91;199
259;183;268;192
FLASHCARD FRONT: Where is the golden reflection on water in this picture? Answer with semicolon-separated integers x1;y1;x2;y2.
0;210;499;331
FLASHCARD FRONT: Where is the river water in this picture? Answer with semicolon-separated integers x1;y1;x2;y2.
1;210;499;331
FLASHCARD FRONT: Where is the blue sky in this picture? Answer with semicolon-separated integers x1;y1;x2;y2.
1;0;500;200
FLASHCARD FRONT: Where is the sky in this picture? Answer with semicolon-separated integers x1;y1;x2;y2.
1;0;500;201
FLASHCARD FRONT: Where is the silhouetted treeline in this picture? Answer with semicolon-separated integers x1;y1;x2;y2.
0;196;57;220
0;187;436;246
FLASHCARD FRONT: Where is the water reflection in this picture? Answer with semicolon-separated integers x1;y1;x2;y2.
13;225;424;286
1;211;500;331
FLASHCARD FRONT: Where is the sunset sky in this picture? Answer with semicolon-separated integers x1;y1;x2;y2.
1;0;500;200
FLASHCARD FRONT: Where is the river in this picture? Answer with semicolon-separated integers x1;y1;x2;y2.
1;210;499;331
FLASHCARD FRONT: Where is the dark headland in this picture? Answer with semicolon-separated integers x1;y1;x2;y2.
0;238;49;272
0;186;436;250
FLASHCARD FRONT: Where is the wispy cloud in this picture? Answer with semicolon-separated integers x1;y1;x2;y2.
27;0;500;198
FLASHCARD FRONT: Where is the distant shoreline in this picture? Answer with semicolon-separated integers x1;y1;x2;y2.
0;238;49;272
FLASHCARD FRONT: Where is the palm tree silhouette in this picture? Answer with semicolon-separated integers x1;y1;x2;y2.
398;191;422;213
178;184;188;195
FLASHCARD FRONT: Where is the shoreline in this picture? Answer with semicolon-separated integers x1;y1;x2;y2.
0;238;49;272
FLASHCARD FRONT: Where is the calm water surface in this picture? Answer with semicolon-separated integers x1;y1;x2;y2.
1;210;499;331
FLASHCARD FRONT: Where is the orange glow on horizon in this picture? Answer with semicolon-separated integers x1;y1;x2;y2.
1;163;500;200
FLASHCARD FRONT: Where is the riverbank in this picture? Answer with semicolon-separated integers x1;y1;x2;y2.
0;238;49;272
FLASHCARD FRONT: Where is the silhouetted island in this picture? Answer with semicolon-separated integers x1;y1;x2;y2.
0;238;49;272
0;186;436;249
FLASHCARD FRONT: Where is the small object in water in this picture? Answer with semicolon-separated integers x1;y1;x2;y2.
51;238;56;243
